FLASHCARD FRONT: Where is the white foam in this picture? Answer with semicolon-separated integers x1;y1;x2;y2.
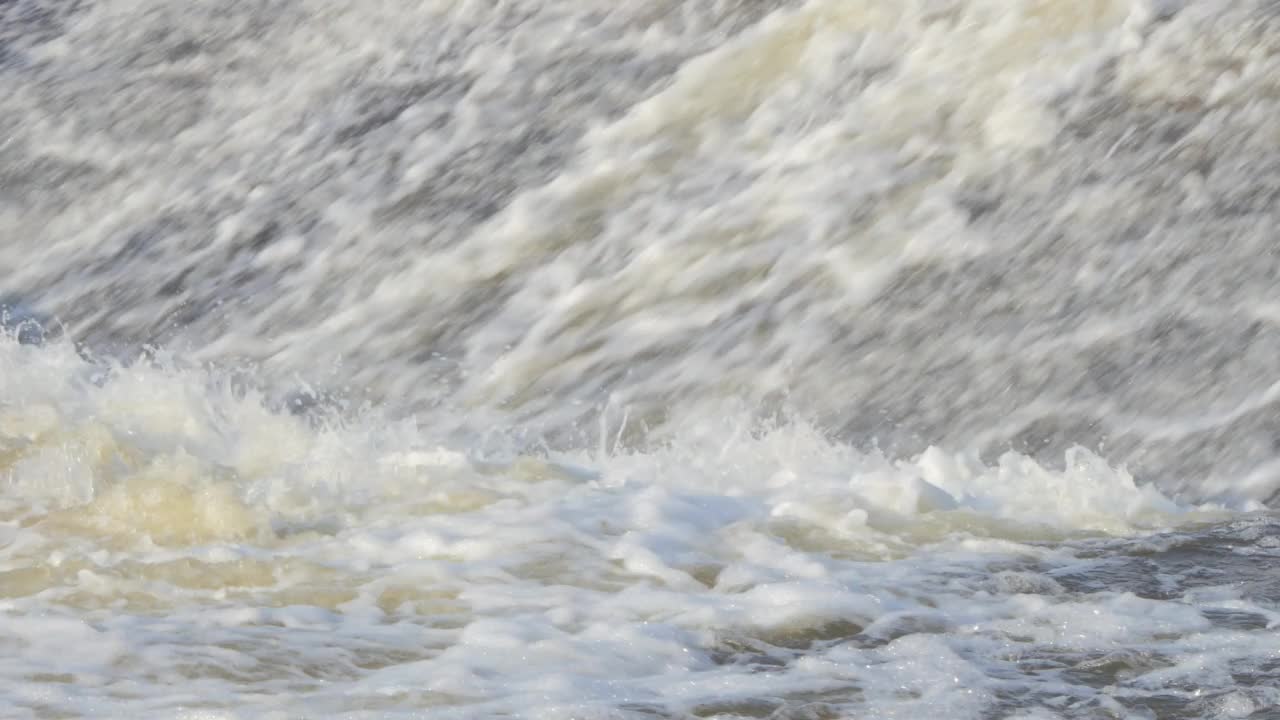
0;335;1259;716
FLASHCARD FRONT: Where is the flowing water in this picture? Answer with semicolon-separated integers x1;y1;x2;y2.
4;0;1280;717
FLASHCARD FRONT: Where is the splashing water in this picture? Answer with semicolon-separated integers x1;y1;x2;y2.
4;0;1280;717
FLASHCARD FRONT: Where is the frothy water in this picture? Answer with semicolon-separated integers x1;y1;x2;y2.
4;0;1280;717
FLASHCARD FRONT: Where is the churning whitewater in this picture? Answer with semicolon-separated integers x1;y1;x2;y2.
4;0;1280;717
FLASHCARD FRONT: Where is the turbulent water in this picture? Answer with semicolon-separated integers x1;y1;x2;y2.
4;0;1280;717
